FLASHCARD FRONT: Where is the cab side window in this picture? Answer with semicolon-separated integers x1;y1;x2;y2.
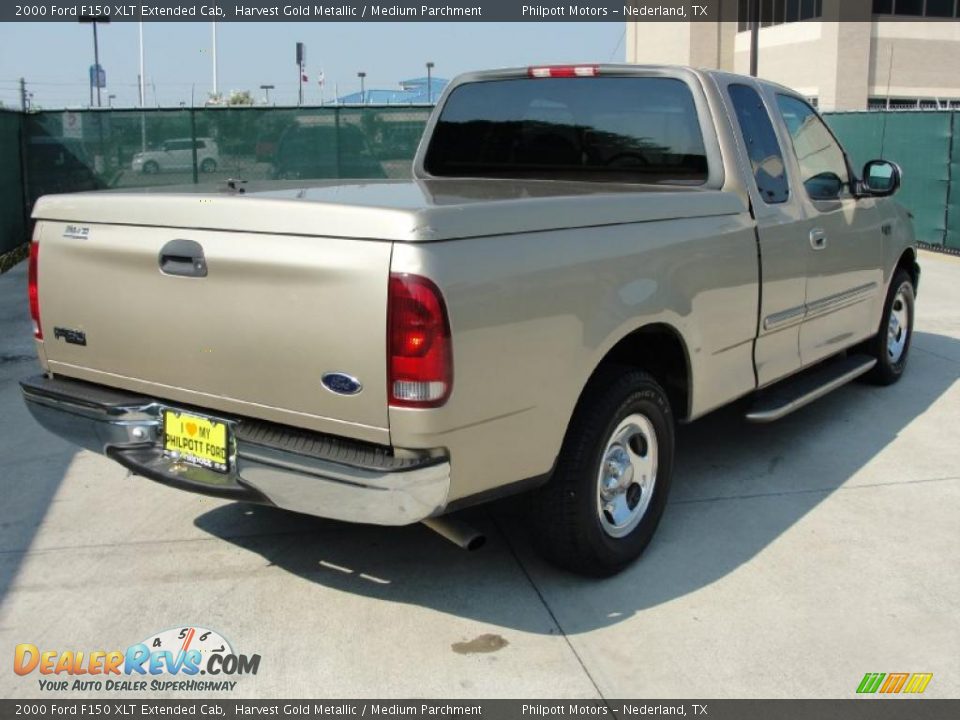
776;95;849;201
728;84;789;204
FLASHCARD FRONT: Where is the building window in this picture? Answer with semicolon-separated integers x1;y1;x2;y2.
868;96;960;109
738;0;822;31
873;0;960;16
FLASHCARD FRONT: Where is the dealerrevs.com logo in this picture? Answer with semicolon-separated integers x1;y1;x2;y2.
14;626;261;693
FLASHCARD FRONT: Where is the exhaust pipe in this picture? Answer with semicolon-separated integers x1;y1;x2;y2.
422;516;486;551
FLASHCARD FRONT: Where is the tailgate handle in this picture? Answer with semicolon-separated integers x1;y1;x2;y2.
159;239;208;278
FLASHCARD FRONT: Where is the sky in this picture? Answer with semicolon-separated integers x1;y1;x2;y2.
0;22;625;109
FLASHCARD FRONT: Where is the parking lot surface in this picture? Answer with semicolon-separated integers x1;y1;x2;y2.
1;252;958;699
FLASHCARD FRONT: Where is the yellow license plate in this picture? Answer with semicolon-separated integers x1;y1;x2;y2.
162;410;230;473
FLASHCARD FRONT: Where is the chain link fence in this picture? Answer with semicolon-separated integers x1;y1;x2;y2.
2;106;958;259
1;105;431;259
824;110;959;251
0;110;26;261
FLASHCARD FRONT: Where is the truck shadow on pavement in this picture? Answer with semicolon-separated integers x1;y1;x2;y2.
193;331;958;635
0;264;80;607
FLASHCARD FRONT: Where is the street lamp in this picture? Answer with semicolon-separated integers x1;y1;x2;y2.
260;84;275;104
358;72;366;105
426;61;435;104
748;0;760;77
108;94;116;107
79;15;110;108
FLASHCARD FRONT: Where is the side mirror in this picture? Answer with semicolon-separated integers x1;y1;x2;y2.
861;160;901;197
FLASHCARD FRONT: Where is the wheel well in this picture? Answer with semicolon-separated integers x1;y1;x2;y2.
896;248;919;289
598;324;691;420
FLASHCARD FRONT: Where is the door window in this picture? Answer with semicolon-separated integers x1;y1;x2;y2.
776;95;849;201
728;84;789;204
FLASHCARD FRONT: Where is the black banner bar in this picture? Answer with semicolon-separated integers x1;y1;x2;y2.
4;0;960;22
1;700;959;720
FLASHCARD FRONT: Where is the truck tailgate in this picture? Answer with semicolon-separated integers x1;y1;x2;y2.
35;220;391;444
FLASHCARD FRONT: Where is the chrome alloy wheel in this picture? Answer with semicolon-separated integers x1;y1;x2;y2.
596;413;658;538
887;284;911;364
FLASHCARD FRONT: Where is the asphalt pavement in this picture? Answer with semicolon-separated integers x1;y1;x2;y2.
1;251;957;699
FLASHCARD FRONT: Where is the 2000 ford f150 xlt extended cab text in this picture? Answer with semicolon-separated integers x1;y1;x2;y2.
22;66;919;575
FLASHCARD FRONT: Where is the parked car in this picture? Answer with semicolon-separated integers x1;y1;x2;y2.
131;137;219;174
22;66;918;576
270;124;386;179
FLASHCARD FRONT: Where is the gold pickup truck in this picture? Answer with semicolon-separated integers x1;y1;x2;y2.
21;65;919;576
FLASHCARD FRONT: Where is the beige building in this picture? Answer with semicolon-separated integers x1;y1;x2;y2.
625;0;960;110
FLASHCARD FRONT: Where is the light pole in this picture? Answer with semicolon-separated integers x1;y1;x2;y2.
138;21;145;107
79;15;109;107
212;22;219;97
108;94;116;107
426;61;435;103
296;42;306;106
358;72;366;105
260;84;275;104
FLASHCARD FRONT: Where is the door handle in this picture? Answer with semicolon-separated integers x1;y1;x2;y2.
159;239;208;277
809;229;828;251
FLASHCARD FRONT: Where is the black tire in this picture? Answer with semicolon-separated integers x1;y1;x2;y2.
863;268;915;386
528;368;675;577
142;160;159;174
200;158;217;173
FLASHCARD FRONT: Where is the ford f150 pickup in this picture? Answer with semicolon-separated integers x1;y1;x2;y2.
21;65;919;576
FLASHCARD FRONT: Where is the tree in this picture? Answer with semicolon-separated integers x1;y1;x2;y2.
227;90;254;106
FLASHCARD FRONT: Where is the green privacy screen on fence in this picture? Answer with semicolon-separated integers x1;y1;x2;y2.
824;111;957;249
2;106;958;253
0;110;25;255
950;113;960;250
21;104;432;204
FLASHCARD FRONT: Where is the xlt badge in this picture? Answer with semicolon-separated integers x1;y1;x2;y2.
62;225;90;240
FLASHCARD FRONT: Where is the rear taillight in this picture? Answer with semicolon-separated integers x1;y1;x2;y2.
28;240;41;340
527;65;599;78
388;273;452;408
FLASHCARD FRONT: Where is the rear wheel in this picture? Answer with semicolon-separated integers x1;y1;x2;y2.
864;269;915;385
200;158;217;173
529;368;675;576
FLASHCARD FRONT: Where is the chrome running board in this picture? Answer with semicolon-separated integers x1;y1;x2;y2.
746;354;877;423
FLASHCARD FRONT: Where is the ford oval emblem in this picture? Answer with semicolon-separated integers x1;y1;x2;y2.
321;372;363;396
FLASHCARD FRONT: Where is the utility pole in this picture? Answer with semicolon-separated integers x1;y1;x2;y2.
93;20;102;106
358;71;366;104
296;42;306;106
749;0;760;77
80;15;109;107
19;78;27;112
426;61;434;103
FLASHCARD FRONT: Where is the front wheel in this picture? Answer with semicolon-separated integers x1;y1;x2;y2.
529;369;675;576
864;268;915;385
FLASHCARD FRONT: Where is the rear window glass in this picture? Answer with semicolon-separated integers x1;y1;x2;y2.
424;77;709;185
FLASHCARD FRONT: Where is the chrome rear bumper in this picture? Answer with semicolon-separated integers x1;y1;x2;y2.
20;374;450;526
